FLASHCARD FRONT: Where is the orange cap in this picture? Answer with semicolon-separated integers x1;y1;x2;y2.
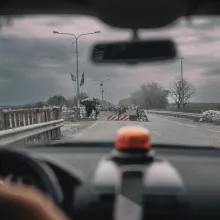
115;126;151;150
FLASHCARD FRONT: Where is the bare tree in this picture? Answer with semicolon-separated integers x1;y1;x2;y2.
47;95;67;107
65;92;89;107
169;76;195;110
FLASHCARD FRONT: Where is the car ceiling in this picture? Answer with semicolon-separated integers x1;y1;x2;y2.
0;0;220;29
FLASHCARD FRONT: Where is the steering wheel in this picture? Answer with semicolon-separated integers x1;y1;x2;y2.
0;148;63;206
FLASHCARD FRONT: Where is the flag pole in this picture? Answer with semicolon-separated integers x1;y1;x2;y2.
81;84;83;93
80;72;85;94
70;73;77;94
74;81;76;94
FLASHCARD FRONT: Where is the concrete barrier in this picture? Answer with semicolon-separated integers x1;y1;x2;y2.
129;115;138;121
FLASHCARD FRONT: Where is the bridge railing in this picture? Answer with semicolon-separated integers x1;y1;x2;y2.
0;107;63;146
0;107;61;130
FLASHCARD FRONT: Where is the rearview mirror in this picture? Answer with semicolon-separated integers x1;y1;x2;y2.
91;39;177;64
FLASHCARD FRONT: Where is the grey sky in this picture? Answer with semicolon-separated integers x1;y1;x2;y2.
0;15;220;105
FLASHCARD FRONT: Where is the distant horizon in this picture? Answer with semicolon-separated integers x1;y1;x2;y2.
1;101;220;109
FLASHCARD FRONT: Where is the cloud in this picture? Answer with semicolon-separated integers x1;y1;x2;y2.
194;78;220;102
0;15;220;105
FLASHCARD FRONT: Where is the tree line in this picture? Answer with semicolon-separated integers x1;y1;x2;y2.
20;93;87;109
9;76;195;110
20;93;112;109
118;76;195;110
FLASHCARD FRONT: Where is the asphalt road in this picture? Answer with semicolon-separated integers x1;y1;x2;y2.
69;111;220;147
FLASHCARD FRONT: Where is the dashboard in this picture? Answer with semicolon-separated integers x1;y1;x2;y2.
2;143;220;219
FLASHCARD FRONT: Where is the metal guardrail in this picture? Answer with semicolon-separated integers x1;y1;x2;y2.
147;110;200;119
0;119;64;146
0;107;63;146
147;110;220;125
0;107;61;130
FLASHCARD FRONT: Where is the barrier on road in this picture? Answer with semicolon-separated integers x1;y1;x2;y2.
106;110;147;122
129;115;138;121
107;115;130;121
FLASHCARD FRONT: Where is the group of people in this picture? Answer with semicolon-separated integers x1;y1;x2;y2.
79;101;148;121
81;98;100;119
113;105;148;121
117;106;127;117
135;106;148;121
115;106;148;121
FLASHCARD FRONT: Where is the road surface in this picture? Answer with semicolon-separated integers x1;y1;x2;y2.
63;111;220;147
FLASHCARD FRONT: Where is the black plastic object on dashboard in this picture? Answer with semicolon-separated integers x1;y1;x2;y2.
73;158;187;220
73;127;187;220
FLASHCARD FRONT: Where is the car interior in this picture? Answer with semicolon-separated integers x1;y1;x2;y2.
1;0;220;219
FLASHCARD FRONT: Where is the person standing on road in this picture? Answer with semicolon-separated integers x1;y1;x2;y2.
85;103;93;117
93;102;99;120
118;107;122;119
135;106;140;121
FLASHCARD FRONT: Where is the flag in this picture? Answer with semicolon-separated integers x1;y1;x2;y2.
70;73;76;81
80;72;85;87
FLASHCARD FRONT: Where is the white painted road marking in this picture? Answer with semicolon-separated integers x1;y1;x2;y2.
63;124;82;127
150;116;220;134
150;116;198;128
88;121;99;129
152;130;161;136
207;129;220;133
75;121;99;137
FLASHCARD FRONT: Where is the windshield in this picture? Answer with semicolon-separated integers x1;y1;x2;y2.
1;15;220;146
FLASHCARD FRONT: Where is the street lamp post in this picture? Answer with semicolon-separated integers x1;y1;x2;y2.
53;30;100;117
93;79;110;101
100;82;104;101
177;57;184;110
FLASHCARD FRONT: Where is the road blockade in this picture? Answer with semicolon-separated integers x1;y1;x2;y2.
129;115;138;121
107;115;130;121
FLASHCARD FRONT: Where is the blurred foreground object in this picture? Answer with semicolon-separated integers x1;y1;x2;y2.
115;126;151;150
0;183;68;220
